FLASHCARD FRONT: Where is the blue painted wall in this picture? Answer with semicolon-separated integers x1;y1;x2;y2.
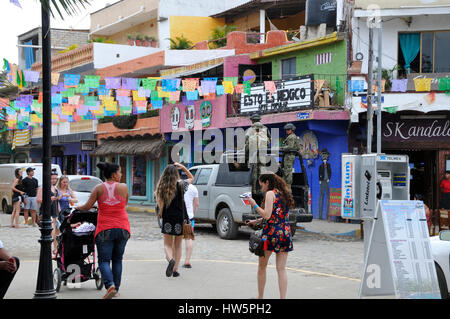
164;121;349;219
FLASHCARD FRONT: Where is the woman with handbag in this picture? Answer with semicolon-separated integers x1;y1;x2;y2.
155;163;194;278
246;173;294;299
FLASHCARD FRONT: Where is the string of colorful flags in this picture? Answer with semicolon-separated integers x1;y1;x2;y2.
1;58;280;131
348;77;450;93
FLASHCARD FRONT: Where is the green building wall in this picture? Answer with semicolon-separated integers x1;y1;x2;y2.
258;39;347;105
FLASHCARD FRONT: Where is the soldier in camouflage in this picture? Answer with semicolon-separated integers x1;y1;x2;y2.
281;123;300;191
245;114;271;195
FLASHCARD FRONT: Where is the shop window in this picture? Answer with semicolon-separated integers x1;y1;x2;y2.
132;156;147;197
446;155;450;172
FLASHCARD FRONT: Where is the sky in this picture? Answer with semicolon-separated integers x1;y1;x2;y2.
0;0;120;65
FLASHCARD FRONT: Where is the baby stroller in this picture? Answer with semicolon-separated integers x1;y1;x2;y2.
53;207;103;292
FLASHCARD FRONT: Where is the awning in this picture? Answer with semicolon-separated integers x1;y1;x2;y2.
160;54;231;79
91;136;165;158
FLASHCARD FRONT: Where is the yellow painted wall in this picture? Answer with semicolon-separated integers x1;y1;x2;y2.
169;16;225;45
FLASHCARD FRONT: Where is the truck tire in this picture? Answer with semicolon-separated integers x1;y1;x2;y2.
435;262;449;299
216;208;239;240
2;200;11;215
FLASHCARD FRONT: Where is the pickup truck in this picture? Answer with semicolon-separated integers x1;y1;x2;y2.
187;151;313;239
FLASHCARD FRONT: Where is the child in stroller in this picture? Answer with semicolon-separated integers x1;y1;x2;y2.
53;207;103;292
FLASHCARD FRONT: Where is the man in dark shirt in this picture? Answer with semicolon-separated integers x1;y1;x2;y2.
22;168;39;227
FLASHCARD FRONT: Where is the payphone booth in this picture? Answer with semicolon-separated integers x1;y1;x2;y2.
359;154;410;220
341;154;410;220
341;153;410;254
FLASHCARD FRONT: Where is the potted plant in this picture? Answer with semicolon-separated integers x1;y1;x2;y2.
143;35;151;47
135;34;143;46
150;37;157;48
127;35;135;46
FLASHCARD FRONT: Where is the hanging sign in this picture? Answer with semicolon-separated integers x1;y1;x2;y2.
240;75;314;115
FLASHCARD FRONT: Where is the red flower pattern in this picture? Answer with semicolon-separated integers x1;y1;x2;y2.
262;190;293;253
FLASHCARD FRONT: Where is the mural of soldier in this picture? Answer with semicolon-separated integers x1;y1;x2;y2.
281;123;300;192
318;148;332;221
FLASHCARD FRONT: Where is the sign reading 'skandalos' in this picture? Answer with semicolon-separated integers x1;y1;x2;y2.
240;75;314;115
383;118;450;142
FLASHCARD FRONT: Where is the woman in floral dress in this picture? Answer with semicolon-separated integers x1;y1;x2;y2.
247;173;294;299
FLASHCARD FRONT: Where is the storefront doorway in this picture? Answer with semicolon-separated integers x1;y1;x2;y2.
65;155;78;175
385;150;438;209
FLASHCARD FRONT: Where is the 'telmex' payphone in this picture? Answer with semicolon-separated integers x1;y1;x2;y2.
341;154;410;220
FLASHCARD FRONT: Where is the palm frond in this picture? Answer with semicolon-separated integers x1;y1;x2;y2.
39;0;91;19
167;35;193;50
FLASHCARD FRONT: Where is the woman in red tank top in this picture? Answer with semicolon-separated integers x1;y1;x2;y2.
76;162;130;299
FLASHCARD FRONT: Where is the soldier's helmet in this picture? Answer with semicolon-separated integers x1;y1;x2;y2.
250;113;261;122
284;123;296;131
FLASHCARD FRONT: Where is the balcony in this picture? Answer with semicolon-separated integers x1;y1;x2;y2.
90;0;158;43
31;42;161;74
32;43;94;74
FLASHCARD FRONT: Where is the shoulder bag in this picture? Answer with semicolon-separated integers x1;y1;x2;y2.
249;219;266;257
179;181;195;240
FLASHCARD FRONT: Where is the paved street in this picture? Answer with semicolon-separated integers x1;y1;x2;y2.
1;211;364;299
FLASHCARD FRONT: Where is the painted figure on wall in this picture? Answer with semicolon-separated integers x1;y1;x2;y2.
318;148;331;221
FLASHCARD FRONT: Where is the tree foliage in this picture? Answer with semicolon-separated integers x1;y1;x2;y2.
38;0;91;19
209;25;237;48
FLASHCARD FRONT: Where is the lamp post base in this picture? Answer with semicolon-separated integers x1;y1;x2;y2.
33;219;57;299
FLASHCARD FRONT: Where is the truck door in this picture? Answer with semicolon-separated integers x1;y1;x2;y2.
193;168;213;219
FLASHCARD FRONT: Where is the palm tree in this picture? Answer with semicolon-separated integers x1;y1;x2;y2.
39;0;91;19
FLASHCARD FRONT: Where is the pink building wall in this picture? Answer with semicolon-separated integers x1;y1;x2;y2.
223;55;256;77
160;95;228;133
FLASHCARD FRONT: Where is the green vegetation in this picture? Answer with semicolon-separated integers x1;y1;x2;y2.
168;35;193;50
209;25;237;48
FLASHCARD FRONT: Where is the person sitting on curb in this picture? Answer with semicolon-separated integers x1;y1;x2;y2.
0;239;20;299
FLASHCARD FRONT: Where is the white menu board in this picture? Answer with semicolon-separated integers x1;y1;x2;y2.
360;200;441;299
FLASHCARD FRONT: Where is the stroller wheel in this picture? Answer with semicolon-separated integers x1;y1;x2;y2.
95;267;103;290
53;268;62;293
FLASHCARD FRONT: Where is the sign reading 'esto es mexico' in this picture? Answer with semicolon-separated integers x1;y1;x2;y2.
240;75;314;115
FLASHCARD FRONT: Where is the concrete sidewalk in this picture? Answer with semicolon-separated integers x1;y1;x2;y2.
5;240;360;300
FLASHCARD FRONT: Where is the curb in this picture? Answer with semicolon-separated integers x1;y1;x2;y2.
296;223;362;239
126;206;156;214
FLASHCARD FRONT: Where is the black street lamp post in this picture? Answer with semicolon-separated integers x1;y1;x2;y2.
34;4;56;299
